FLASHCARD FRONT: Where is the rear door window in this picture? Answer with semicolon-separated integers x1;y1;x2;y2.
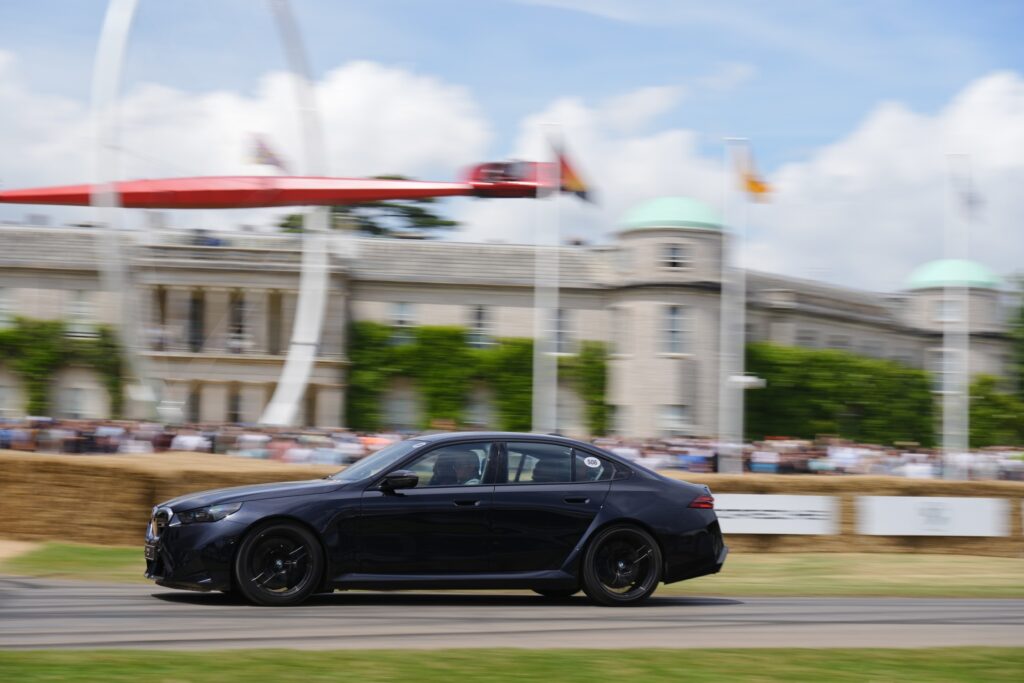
505;442;574;484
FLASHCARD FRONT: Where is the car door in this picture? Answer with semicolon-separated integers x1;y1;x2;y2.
490;440;612;573
357;440;496;574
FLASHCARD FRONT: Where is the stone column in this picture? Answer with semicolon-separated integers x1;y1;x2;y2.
239;382;266;424
203;288;230;353
165;287;191;351
244;289;269;354
200;382;229;423
314;385;344;428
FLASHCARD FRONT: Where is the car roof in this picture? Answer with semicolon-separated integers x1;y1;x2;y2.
415;431;589;447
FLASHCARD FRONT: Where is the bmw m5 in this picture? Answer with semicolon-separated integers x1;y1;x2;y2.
144;432;727;606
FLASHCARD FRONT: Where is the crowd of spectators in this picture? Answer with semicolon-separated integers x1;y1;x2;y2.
2;418;1022;480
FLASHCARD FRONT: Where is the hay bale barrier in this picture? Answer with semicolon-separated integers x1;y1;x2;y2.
1;450;1021;554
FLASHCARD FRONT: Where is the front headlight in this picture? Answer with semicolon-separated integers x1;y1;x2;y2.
177;502;243;524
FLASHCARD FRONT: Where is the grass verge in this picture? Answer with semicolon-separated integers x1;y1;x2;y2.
3;543;1024;598
0;648;1022;682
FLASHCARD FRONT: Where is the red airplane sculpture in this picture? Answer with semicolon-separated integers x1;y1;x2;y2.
0;160;588;209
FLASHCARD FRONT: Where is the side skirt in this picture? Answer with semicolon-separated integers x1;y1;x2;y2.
331;570;579;591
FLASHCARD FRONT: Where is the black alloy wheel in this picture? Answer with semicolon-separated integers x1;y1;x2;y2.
234;522;324;606
581;525;662;606
532;588;580;599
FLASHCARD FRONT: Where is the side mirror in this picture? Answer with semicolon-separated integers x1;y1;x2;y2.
380;470;418;492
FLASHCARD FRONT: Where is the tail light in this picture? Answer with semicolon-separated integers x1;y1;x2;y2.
688;494;714;509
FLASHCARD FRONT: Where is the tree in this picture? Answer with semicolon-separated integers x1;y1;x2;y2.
745;342;936;446
969;374;1024;448
278;175;457;237
1010;274;1024;401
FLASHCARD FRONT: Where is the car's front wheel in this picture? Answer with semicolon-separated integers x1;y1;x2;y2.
581;525;662;606
234;521;323;606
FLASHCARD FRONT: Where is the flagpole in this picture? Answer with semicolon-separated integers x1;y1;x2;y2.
532;125;561;433
717;137;746;473
942;154;972;479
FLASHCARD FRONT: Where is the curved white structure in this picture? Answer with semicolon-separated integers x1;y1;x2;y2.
92;0;331;426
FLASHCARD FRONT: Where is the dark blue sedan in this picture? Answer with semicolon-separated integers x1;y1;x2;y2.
145;432;727;606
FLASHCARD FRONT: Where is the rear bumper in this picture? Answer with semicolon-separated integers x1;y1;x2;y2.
662;520;728;584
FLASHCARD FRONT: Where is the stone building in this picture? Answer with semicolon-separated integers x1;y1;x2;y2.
0;197;1014;436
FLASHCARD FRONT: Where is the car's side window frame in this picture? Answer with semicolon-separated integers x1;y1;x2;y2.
371;440;498;489
497;440;585;486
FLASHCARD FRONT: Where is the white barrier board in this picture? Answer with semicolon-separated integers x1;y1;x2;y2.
856;496;1010;537
714;494;839;535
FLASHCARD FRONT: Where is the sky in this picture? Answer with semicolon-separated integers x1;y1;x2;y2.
0;0;1021;292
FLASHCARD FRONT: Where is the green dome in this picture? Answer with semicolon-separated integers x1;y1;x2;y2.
621;197;723;232
906;259;1001;290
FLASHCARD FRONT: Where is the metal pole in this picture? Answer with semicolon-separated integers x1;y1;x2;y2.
717;137;746;473
531;126;561;433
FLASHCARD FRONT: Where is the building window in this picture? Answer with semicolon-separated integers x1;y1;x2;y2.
659;405;692;437
661;305;690;354
188;291;205;353
796;329;818;348
616;247;633;274
660;243;690;269
0;385;11;417
391;302;415;345
934;298;962;323
66;291;95;338
187;384;201;423
552;308;572;354
0;287;12;329
467;305;493;348
610;307;630;355
826;335;850;351
228;385;241;423
228;293;246;354
860;340;884;358
62;387;84;419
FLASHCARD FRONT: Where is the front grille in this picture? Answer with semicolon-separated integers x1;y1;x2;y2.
149;507;171;540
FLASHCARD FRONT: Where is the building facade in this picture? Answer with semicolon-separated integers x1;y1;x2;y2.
0;197;1014;436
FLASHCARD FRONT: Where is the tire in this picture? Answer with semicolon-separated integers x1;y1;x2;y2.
581;524;662;606
234;521;324;606
532;588;579;599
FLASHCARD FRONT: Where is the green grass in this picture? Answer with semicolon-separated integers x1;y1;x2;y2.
0;648;1021;682
0;543;145;583
3;543;1024;598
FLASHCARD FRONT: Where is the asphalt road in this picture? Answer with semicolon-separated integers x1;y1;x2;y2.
1;576;1022;650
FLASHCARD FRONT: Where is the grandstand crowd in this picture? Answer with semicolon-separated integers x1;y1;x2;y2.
1;418;1022;481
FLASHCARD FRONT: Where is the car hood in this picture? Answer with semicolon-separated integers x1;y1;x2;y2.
161;479;345;511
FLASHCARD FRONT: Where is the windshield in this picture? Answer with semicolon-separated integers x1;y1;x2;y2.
329;439;425;481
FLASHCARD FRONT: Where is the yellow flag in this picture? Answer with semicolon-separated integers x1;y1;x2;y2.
737;146;771;201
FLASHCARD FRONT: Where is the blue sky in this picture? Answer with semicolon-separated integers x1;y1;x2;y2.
0;0;1022;290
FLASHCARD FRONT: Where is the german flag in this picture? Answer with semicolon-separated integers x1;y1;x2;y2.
554;144;591;201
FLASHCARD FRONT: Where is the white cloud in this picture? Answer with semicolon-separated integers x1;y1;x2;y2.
0;51;490;228
456;71;1024;293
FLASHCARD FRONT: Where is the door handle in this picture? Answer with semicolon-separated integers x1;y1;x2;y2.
453;499;481;507
564;497;589;504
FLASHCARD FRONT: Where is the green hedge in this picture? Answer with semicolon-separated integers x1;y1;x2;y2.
0;318;124;416
745;342;936;446
345;322;608;434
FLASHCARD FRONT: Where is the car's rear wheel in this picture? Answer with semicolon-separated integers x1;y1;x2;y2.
581;525;662;606
532;588;579;599
234;521;323;606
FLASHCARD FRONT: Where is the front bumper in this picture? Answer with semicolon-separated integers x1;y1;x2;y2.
145;519;244;592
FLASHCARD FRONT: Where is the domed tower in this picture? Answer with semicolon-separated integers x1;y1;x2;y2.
605;197;725;439
903;258;1008;379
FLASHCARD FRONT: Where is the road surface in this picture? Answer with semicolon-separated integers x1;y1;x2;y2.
1;577;1021;650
